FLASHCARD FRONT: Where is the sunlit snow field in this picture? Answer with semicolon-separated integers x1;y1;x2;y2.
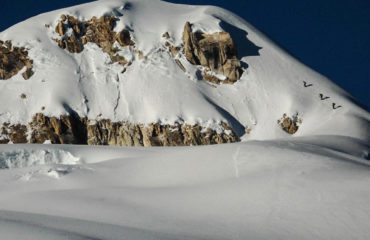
1;136;370;240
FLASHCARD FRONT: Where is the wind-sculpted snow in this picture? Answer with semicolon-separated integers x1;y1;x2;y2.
0;210;179;240
0;135;369;239
0;148;79;169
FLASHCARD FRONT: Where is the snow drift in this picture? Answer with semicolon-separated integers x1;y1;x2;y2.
0;136;369;239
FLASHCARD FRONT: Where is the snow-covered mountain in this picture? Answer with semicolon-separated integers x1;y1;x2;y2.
0;1;370;239
1;0;368;146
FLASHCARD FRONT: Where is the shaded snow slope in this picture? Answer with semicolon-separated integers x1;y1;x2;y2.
0;0;368;141
0;136;369;239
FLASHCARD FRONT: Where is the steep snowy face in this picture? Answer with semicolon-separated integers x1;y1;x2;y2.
0;0;369;146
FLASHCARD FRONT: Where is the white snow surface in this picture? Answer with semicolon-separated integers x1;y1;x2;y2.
0;136;369;239
0;0;368;140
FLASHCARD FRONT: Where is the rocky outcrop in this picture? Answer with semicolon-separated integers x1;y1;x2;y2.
0;113;239;146
0;40;34;80
164;41;185;71
182;22;243;84
87;120;238;146
203;71;221;84
116;29;135;47
55;15;135;67
162;32;170;39
28;113;87;144
175;59;186;72
165;41;180;57
87;120;144;146
203;70;235;85
277;113;302;134
0;123;27;144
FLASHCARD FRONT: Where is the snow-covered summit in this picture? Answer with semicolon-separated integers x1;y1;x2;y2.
1;2;370;238
0;0;369;144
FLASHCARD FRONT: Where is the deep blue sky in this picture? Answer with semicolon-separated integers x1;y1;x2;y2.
1;0;369;108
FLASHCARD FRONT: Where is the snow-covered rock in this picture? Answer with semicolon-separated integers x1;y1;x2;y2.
0;0;368;145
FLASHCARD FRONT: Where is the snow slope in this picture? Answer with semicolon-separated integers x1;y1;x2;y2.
0;136;369;239
0;0;370;239
0;0;368;141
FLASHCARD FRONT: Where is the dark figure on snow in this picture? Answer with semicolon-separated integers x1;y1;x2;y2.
319;93;330;100
303;81;313;87
332;103;342;109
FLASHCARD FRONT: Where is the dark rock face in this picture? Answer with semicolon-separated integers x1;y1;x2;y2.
55;15;135;67
0;40;34;80
183;22;243;84
0;114;239;146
